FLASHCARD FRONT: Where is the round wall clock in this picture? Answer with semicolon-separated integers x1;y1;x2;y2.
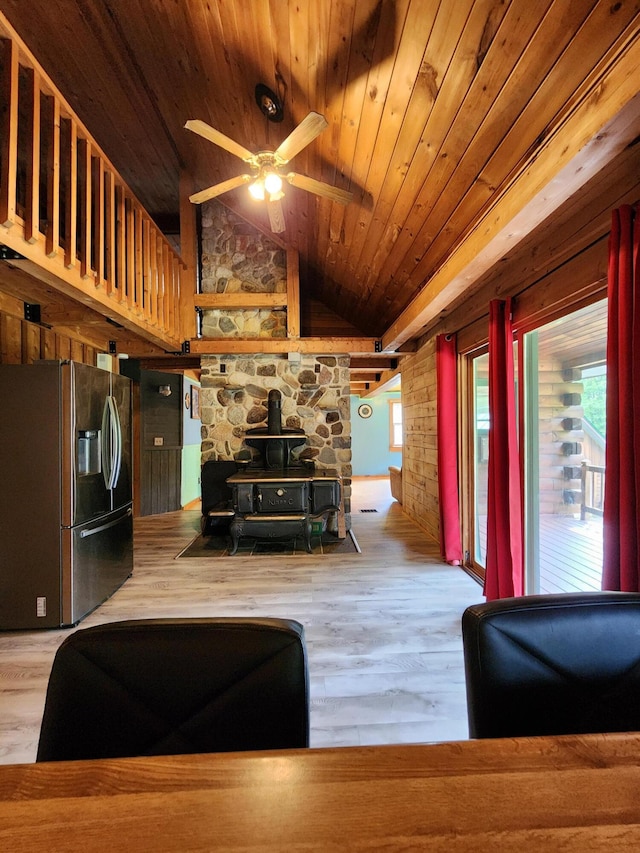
358;403;373;419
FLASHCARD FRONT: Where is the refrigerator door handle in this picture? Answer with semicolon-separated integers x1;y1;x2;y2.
79;507;132;538
109;396;122;489
101;396;122;490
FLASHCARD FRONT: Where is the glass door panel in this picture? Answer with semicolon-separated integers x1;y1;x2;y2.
472;353;489;571
523;300;607;594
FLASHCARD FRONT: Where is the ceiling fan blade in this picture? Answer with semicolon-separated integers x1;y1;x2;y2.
189;174;252;205
185;119;255;163
266;198;286;233
285;172;353;205
274;112;328;163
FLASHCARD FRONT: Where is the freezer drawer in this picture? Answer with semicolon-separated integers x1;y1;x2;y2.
63;506;133;626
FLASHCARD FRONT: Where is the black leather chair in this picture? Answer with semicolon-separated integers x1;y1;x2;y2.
37;617;309;762
200;460;237;535
462;592;640;739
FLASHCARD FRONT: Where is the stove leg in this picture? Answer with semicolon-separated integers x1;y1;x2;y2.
304;518;312;553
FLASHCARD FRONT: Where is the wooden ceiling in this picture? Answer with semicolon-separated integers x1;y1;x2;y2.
0;1;639;361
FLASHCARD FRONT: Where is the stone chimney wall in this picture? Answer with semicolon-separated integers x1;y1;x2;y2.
200;353;352;517
200;200;287;338
197;201;352;519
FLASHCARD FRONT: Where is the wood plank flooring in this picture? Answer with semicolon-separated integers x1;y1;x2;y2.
0;477;483;765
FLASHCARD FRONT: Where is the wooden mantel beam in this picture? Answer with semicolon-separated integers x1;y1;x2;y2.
189;336;381;356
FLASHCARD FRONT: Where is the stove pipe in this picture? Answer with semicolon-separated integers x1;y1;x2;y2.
267;389;282;435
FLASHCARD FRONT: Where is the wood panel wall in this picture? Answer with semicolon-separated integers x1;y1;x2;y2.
0;290;96;366
398;143;640;554
140;449;182;516
137;369;184;517
400;337;439;545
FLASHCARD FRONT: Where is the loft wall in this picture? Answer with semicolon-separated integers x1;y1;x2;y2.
0;294;97;367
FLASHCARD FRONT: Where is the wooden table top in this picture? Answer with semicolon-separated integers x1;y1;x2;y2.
2;733;640;851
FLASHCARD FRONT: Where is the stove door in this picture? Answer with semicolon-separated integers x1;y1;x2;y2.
257;482;309;513
311;480;341;515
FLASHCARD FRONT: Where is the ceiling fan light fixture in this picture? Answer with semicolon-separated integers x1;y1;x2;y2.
185;110;348;232
264;172;283;195
248;179;265;201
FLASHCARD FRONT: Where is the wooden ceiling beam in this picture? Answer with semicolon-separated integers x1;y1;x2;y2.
349;357;399;371
138;356;202;372
358;368;402;398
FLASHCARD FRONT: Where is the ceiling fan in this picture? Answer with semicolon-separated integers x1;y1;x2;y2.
184;112;353;233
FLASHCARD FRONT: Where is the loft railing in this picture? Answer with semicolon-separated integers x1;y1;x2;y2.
0;17;184;351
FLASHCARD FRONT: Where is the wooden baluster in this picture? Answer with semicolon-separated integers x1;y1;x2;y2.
125;195;135;309
23;67;40;243
77;138;92;278
167;253;176;337
156;235;165;330
143;218;151;321
104;169;115;292
0;37;19;228
64;117;77;269
173;260;182;340
149;226;158;326
115;183;125;301
91;154;105;287
45;96;60;258
162;242;170;332
134;204;143;315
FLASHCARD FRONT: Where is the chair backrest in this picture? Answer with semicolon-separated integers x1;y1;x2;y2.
200;460;237;514
462;592;640;738
37;617;309;762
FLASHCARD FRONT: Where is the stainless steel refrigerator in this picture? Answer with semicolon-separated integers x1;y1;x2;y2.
0;360;133;629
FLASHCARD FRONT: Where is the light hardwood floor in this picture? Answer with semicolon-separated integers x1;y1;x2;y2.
0;477;483;764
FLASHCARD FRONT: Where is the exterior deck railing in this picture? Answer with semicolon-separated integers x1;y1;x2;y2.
0;15;184;351
581;461;605;521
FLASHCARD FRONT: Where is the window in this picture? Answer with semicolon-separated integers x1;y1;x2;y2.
389;400;403;450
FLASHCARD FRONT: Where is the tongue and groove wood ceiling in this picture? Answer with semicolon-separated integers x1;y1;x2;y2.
0;0;639;349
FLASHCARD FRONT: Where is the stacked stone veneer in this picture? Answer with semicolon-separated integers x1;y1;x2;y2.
198;201;353;521
200;200;287;338
200;354;352;520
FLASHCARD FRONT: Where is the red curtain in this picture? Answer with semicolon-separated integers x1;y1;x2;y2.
603;204;640;591
436;334;463;565
484;299;523;600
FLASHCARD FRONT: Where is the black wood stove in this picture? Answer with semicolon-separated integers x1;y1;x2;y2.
227;390;342;553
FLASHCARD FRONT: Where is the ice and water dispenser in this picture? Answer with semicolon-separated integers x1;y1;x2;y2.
77;429;101;476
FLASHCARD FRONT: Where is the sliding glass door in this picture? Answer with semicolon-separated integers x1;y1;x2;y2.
522;301;607;594
469;352;489;578
466;300;607;593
